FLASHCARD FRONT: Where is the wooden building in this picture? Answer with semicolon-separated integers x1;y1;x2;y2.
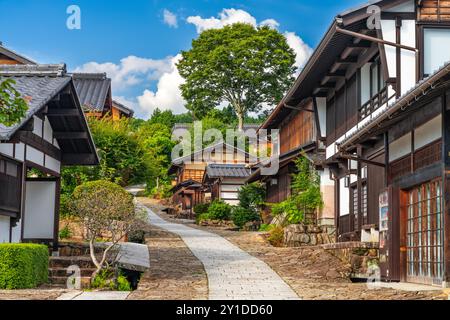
72;73;133;120
0;64;99;248
247;88;335;228
273;0;450;286
0;42;36;65
203;164;253;206
169;142;257;213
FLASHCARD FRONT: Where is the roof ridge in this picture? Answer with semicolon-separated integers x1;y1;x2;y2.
0;64;67;77
72;72;108;80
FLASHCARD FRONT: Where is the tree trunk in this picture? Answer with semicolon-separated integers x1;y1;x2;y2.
237;112;244;132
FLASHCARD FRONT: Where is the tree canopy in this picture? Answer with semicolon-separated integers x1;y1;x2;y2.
0;79;28;126
177;23;297;130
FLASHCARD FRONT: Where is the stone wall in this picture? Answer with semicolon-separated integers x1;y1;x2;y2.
283;224;334;247
322;242;379;279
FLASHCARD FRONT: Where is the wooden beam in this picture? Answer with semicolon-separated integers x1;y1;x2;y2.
339;154;386;168
62;153;98;165
47;108;80;116
53;132;88;140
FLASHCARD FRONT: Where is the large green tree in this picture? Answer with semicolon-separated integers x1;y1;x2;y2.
0;79;28;126
177;23;297;130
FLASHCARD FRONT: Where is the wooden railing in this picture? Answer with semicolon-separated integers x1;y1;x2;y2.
359;86;390;120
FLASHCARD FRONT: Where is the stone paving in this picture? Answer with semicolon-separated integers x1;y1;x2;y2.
141;203;299;300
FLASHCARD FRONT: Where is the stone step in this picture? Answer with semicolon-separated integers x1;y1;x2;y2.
49;267;96;277
49;256;96;269
49;276;91;288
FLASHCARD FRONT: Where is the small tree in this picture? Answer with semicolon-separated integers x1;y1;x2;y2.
0;79;28;126
70;180;136;277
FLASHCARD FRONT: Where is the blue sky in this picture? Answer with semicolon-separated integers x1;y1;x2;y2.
0;0;363;119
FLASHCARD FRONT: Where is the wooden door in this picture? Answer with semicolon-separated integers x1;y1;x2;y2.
404;180;444;286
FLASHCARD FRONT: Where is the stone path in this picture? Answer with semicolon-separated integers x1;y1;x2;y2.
57;291;130;300
142;204;299;300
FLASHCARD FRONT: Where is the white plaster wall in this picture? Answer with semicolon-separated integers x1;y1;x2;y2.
23;181;56;239
0;216;10;243
44;155;61;174
14;143;25;161
361;63;372;103
339;178;350;217
32;116;43;138
400;20;416;95
381;20;397;79
26;145;44;166
389;133;412;161
414;115;442;150
43;116;53;143
11;219;22;243
0;143;14;157
317;97;327;137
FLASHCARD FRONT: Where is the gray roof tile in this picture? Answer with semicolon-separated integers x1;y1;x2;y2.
206;164;252;178
0;65;71;140
72;73;111;112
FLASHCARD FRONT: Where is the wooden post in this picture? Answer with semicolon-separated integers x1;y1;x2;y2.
442;94;450;285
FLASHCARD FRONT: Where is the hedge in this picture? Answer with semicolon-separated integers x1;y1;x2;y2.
0;244;49;289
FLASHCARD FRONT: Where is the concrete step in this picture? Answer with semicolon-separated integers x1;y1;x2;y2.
49;276;91;288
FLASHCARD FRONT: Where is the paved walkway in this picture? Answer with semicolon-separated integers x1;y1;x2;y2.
57;291;130;300
141;204;299;300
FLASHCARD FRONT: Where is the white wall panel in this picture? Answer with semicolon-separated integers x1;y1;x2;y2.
0;143;14;157
381;20;397;78
14;143;25;161
45;155;61;174
23;181;56;240
26;145;44;166
11;219;22;243
414;115;442;150
0;216;10;243
317;97;327;137
43;116;53;143
400;20;416;95
32;116;43;138
339;178;350;217
389;133;412;161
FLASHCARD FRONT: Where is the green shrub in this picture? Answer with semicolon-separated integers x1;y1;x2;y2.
267;226;284;247
259;224;274;232
238;182;266;209
207;200;232;220
196;213;210;224
91;268;131;291
194;203;210;216
0;244;49;289
59;225;72;240
232;207;260;228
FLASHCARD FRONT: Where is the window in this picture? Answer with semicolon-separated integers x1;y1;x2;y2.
424;28;450;76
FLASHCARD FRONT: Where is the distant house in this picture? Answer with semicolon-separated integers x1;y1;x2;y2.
203;164;253;206
0;64;99;249
72;73;134;121
0;43;36;65
168;141;257;213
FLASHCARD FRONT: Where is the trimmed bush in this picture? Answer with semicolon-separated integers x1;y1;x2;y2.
0;244;49;289
232;207;260;228
207;200;232;220
193;203;210;216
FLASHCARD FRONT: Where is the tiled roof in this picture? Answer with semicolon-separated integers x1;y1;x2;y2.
206;164;252;178
0;64;71;140
112;100;134;116
72;73;111;112
0;44;36;65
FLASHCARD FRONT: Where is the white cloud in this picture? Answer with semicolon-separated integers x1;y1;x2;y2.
137;54;186;116
284;32;314;73
163;9;178;28
186;8;312;71
187;9;257;33
74;56;173;92
260;19;280;29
